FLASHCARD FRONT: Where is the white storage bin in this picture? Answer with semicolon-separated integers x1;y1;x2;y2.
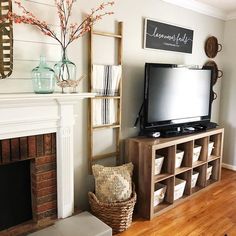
154;183;167;207
191;171;199;188
174;178;186;200
208;142;214;157
175;150;184;168
193;145;201;163
207;165;213;180
155;155;164;175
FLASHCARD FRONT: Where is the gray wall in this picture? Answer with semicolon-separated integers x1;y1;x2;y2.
220;19;236;167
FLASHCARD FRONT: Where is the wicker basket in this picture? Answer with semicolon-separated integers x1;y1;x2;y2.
88;187;137;234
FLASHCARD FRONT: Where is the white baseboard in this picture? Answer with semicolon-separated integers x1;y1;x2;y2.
222;163;236;171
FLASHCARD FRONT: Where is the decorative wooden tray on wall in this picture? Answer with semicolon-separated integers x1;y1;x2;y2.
205;36;222;58
0;0;13;79
203;60;223;86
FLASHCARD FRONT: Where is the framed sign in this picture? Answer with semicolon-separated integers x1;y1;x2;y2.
144;18;194;54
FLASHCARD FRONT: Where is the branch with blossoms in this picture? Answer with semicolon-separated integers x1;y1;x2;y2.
5;0;114;50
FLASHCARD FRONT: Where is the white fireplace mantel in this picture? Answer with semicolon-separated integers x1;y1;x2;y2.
0;92;95;219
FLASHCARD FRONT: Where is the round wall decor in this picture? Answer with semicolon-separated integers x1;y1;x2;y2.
205;36;222;58
203;60;223;86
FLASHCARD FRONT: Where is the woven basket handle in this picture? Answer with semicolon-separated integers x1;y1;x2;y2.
88;192;100;204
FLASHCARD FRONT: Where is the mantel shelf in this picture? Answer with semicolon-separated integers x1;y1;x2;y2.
0;92;96;101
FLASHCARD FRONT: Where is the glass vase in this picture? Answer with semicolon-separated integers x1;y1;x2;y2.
32;56;55;94
54;49;77;93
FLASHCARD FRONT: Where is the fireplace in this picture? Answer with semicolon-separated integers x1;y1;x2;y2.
0;134;57;234
0;160;32;231
0;93;94;235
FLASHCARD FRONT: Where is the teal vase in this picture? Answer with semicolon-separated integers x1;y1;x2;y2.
54;48;77;93
32;56;55;94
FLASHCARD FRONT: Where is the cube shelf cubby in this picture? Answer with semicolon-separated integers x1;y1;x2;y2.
175;141;193;175
192;165;206;194
153;177;174;214
127;128;224;219
154;146;175;182
206;159;221;186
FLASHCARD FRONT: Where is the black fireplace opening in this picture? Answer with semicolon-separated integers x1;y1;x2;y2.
0;160;32;231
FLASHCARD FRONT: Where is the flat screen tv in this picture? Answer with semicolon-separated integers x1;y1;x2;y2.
141;63;214;136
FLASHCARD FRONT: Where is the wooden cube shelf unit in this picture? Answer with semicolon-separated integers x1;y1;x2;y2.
126;128;224;220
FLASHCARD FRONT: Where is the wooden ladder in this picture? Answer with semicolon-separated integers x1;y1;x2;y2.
88;22;123;172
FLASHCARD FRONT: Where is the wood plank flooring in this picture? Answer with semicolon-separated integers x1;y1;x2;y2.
117;168;236;236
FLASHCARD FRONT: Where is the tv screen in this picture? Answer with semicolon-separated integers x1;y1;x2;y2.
143;63;213;132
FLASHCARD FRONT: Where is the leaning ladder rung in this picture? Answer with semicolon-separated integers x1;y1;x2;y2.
92;152;119;161
92;124;120;130
92;96;121;99
92;31;122;38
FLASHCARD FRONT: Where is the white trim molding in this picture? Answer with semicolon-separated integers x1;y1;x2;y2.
226;10;236;21
222;163;236;171
161;0;230;21
0;93;95;218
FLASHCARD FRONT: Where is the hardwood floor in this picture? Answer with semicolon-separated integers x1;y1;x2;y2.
117;168;236;236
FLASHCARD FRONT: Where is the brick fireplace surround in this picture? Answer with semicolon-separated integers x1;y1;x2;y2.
0;93;94;235
1;134;57;235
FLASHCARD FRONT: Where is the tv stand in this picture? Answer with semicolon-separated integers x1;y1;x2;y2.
126;128;224;219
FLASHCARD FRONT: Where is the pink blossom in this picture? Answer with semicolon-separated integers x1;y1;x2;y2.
6;0;114;50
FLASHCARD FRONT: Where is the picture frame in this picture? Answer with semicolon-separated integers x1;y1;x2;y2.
144;18;194;54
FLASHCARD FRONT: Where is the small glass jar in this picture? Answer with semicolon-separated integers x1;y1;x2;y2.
32;56;55;94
